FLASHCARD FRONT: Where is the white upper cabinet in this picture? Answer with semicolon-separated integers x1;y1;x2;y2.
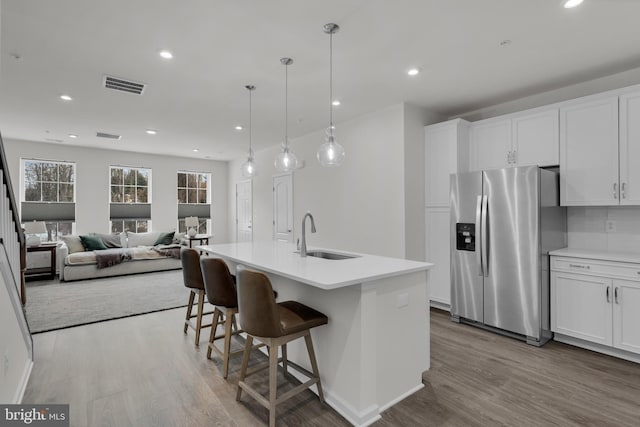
619;90;640;205
560;96;619;206
511;109;559;167
425;119;469;207
469;118;511;171
469;108;559;171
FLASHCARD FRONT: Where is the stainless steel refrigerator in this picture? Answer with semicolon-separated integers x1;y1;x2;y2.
450;165;566;346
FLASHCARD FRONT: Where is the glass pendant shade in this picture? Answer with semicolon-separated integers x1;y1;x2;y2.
317;129;345;167
274;144;298;172
241;151;257;178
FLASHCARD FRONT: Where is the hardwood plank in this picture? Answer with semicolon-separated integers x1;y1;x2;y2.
22;307;640;426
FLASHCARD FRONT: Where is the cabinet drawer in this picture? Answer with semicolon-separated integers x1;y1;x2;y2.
551;256;640;281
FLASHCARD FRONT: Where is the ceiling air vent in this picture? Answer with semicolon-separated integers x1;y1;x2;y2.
96;132;121;140
103;75;146;95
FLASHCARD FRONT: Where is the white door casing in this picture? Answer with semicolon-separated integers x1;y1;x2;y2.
273;173;293;242
236;180;253;242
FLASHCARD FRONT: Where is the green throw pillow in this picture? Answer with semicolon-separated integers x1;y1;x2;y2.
154;231;175;245
80;234;108;251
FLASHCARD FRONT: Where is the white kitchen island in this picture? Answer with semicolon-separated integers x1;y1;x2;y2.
196;240;433;426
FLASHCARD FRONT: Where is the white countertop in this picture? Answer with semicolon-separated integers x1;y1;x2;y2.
549;248;640;264
196;241;433;290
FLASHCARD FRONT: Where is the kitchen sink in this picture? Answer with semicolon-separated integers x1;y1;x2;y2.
294;250;359;260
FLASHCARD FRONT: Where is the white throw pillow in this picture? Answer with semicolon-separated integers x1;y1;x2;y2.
119;232;127;248
61;235;85;254
127;231;162;247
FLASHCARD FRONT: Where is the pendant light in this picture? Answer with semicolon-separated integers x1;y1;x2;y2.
274;57;299;172
317;22;345;167
241;85;257;178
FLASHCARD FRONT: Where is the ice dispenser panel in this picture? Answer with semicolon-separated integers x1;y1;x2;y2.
456;223;475;251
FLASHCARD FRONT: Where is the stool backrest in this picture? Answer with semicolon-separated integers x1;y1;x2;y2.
181;247;204;290
200;258;237;308
236;267;282;338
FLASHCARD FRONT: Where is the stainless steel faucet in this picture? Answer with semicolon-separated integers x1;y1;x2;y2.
300;212;316;257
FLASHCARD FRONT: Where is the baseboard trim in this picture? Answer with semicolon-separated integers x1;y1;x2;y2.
378;383;424;412
15;359;34;403
554;334;640;364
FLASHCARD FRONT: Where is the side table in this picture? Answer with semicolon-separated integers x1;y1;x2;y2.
25;243;57;280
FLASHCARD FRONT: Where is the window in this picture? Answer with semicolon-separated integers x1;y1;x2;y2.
109;166;152;233
21;159;76;240
110;219;149;233
23;159;75;202
177;171;211;234
110;166;150;203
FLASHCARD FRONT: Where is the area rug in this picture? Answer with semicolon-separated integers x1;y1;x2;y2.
25;270;190;333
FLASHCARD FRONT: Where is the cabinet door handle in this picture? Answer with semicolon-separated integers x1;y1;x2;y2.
512;150;517;164
614;287;619;304
606;286;611;303
613;183;618;199
507;151;511;164
569;264;590;269
622;182;627;199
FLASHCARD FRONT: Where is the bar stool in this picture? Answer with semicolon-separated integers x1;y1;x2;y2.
181;247;213;345
235;267;328;427
201;257;246;379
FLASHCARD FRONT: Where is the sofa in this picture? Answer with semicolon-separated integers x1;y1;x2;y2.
57;231;183;281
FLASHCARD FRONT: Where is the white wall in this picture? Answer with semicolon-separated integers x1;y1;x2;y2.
567;207;640;253
4;139;229;242
228;103;442;259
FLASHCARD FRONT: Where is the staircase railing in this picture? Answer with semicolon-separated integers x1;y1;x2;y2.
0;132;32;357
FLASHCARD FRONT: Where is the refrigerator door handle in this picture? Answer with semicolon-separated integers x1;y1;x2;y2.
481;195;489;277
475;195;483;276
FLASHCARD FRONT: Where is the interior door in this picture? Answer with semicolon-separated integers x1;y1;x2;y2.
273;173;293;242
236;180;252;242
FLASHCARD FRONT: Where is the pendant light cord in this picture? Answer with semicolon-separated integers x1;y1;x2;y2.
285;62;289;148
329;31;334;135
249;88;253;156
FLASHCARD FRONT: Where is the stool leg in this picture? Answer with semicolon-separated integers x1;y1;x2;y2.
184;290;195;334
195;290;205;345
207;308;221;359
236;335;253;401
222;311;234;379
304;332;325;403
269;344;278;427
282;343;288;376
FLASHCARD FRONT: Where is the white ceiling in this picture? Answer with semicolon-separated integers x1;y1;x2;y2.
2;0;640;161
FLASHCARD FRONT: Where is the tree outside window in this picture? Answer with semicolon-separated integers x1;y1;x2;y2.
24;160;75;202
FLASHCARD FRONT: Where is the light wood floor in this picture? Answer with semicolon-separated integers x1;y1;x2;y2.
23;308;640;426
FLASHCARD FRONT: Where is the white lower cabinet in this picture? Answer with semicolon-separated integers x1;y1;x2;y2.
613;279;640;354
550;252;640;360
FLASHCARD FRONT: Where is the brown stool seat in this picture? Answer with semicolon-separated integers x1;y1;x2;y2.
181;247;214;346
235;267;328;427
278;301;328;335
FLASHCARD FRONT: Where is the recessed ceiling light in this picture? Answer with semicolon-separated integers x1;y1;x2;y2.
60;94;72;101
159;50;173;59
192;148;200;152
145;129;157;135
332;100;341;106
563;0;584;8
68;134;78;138
407;68;420;76
234;125;243;131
